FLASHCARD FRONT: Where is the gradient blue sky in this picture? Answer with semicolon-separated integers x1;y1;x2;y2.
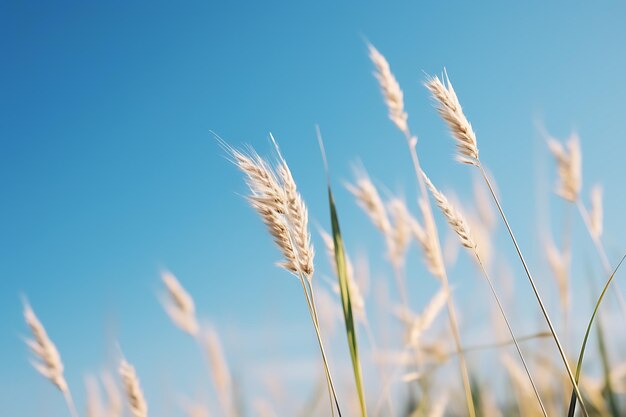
2;2;626;416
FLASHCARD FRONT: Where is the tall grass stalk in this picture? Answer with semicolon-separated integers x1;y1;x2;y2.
368;44;477;417
319;128;368;417
424;70;590;416
478;165;589;417
422;171;547;416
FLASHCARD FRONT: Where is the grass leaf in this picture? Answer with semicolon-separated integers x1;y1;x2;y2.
567;254;626;417
327;183;368;417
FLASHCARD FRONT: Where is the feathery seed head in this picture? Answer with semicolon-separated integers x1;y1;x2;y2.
425;72;479;166
422;172;476;250
119;359;147;417
415;198;446;279
161;270;199;336
547;133;582;202
228;139;314;278
347;171;391;234
368;43;409;135
23;301;68;393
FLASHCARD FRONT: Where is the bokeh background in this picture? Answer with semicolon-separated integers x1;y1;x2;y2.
2;1;626;416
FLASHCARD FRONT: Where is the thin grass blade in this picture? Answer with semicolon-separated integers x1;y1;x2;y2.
327;183;368;417
567;254;626;417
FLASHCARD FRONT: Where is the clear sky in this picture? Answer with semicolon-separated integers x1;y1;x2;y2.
2;2;626;416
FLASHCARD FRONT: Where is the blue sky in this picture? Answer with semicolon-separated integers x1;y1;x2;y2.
2;1;626;416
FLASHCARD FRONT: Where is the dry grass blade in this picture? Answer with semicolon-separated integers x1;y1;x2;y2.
119;358;148;417
567;255;626;417
161;270;199;336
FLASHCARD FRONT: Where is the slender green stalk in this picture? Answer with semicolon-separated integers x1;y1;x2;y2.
327;170;368;417
306;282;337;417
566;255;625;417
478;164;589;417
299;275;342;416
317;127;365;417
596;315;620;417
474;255;548;417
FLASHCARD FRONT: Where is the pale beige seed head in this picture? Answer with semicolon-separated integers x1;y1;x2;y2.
161;270;199;336
274;143;315;277
119;359;147;417
589;184;603;240
425;72;479;166
547;133;582;202
387;198;413;267
422;172;476;250
403;287;448;346
413;197;445;279
368;43;409;135
347;171;391;234
228;144;304;276
23;301;68;393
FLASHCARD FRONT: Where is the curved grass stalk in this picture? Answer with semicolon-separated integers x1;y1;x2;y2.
405;135;477;417
63;391;79;417
474;255;548;417
299;275;342;417
478;164;590;417
566;255;626;417
319;130;367;417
